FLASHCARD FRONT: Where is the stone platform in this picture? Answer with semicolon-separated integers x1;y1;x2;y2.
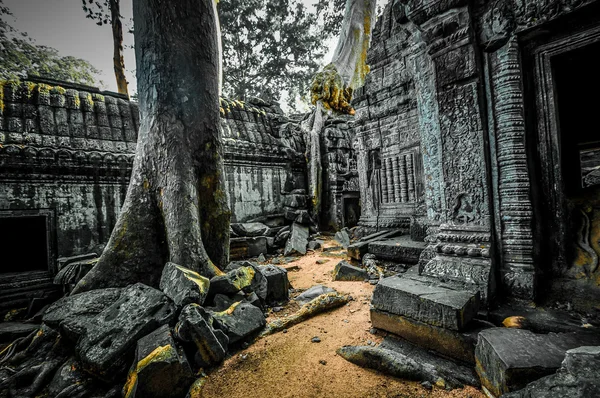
367;236;427;264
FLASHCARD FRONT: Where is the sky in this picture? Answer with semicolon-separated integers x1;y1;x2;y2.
3;0;382;108
4;0;136;93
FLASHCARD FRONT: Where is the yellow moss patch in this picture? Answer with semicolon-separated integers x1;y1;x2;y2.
187;375;208;398
51;86;66;95
215;301;241;317
176;264;210;293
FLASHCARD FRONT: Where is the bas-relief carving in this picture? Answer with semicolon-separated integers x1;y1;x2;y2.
437;82;488;226
479;0;595;49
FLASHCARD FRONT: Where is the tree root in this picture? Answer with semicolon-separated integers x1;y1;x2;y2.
260;293;350;336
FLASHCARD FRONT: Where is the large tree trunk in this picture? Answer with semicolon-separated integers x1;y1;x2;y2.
307;0;377;224
110;0;129;97
73;0;230;293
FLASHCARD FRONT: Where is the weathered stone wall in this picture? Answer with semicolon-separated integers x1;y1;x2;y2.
356;0;600;306
0;79;306;263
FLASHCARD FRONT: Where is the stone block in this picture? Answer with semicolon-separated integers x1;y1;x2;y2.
370;308;486;364
368;236;427;264
284;223;309;256
258;265;289;303
174;304;228;367
348;229;402;260
209;266;256;296
75;284;176;380
123;325;194;398
159;262;210;308
43;287;123;342
211;302;266;344
371;275;480;331
282;194;306;208
332;260;368;281
230;222;269;237
475;328;600;397
334;229;351;249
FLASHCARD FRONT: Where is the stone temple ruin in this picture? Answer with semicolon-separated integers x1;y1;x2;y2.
2;0;600;397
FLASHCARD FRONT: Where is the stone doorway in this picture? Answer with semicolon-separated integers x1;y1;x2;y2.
529;20;600;308
0;211;53;275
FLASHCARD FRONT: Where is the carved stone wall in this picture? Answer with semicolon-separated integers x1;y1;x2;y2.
0;79;306;262
353;4;425;231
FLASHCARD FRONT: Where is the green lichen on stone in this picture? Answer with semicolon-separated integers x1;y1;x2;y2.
37;83;52;96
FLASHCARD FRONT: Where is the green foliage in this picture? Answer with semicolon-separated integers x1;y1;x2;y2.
0;1;102;86
219;0;326;111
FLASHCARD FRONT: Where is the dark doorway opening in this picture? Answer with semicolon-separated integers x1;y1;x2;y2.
343;197;360;228
0;216;49;274
552;40;600;274
553;40;600;195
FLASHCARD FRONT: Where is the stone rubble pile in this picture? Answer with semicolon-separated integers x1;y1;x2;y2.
0;260;292;397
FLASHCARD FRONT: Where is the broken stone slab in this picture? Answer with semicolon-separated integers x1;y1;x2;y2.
159;263;210;308
371;275;480;331
123;325;194;398
370;308;488;364
206;292;262;313
75;283;176;380
475;328;600;397
503;346;600;398
230;222;269;237
284;223;309;256
348;230;402;260
337;345;450;387
174;304;228;368
219;263;268;303
332;260;368;281
208;266;256;296
380;336;480;388
210;302;266;345
0;322;40;343
307;240;322;251
258;265;290;303
368;236;427;264
294;285;336;306
43;287;123;342
53;258;97;288
334;229;351;249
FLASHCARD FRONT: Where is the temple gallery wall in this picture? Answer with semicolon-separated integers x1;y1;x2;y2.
2;0;600;318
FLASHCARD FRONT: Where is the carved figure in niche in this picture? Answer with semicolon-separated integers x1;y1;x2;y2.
450;193;476;224
566;186;600;282
367;149;381;211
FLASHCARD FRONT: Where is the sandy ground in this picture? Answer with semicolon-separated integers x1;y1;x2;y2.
202;240;485;398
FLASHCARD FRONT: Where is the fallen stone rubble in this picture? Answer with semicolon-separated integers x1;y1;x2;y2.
0;260;294;398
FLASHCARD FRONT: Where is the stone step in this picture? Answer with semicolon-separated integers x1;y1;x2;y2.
475;327;600;397
347;229;403;260
372;274;480;331
368;236;427;264
370;308;490;364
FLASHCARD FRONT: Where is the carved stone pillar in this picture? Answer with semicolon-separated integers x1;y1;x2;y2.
488;37;535;299
399;155;408;202
381;161;389;203
386;158;395;203
407;153;416;201
392;156;402;202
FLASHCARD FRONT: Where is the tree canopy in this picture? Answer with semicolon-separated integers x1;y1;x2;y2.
0;1;102;86
219;0;326;110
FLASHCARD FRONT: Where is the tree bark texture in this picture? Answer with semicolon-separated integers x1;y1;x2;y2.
110;0;129;97
306;0;377;223
74;0;230;293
